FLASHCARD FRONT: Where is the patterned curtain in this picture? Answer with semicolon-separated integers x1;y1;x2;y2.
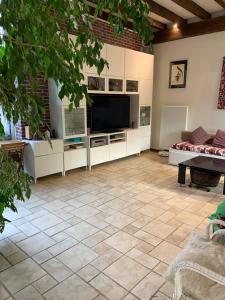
218;57;225;109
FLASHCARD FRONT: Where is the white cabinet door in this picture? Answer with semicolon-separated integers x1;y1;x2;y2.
107;44;125;77
140;126;151;151
85;44;107;75
90;145;110;166
35;153;63;178
139;53;154;80
140;136;151;151
64;148;87;171
125;49;140;79
126;129;140;156
109;142;126;161
139;79;153;105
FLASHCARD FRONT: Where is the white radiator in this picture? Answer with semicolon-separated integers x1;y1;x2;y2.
159;105;188;150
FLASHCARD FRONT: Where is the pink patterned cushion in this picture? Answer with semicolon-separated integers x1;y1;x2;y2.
212;130;225;148
172;141;225;157
190;126;209;145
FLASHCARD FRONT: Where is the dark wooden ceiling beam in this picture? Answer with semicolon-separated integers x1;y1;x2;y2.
151;19;167;31
145;0;186;24
88;6;133;30
88;5;166;31
171;0;211;19
154;15;225;43
214;0;225;9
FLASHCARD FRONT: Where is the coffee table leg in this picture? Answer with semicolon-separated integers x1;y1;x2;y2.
223;176;225;195
178;164;186;186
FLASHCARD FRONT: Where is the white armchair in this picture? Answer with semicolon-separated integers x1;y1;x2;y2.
166;220;225;300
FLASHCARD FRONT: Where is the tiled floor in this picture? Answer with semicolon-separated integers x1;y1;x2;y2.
0;151;224;300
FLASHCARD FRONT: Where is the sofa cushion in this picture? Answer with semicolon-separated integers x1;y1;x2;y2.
190;127;209;145
165;230;225;300
172;142;225;157
212;130;225;148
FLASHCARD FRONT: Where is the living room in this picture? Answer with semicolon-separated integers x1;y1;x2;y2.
0;1;225;300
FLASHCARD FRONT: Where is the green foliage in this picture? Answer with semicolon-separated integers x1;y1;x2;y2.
0;149;31;233
0;1;152;232
0;0;153;135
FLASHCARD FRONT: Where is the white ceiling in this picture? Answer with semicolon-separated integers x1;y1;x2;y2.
150;0;224;24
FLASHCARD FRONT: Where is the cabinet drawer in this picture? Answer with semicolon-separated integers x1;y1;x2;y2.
109;142;126;161
64;148;87;171
90;145;109;166
35;153;63;178
33;140;63;156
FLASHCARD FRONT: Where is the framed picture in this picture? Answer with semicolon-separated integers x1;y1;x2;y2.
169;60;188;88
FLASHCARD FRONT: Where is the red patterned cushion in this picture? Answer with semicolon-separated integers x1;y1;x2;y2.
172;142;225;157
190;126;209;145
212;130;225;148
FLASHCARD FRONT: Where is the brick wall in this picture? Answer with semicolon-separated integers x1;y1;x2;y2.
16;19;142;139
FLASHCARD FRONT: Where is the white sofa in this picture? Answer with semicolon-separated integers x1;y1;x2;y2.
169;131;225;166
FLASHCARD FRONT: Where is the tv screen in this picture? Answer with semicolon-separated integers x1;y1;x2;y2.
91;95;130;133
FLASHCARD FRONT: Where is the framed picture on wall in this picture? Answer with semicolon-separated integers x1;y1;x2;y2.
169;60;188;88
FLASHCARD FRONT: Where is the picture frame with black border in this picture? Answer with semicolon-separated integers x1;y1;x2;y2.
169;60;188;89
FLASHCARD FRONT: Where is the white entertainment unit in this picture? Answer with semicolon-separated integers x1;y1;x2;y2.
45;36;154;178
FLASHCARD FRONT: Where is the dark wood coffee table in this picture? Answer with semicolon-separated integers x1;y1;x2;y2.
178;156;225;194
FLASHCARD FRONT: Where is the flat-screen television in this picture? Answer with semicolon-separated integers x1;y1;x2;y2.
90;94;130;133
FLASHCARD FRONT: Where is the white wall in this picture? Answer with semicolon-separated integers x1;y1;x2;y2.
152;31;225;150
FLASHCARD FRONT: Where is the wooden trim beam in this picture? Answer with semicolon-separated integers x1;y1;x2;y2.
151;19;167;31
171;0;211;19
154;15;225;43
88;5;166;31
145;0;186;24
214;0;225;9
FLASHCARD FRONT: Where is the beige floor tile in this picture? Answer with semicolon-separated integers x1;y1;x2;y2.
138;204;165;218
153;262;168;276
150;241;181;264
73;206;100;220
83;231;110;247
152;292;171;299
123;294;139;300
14;286;44;300
132;272;165;300
160;282;174;298
91;248;122;271
77;265;100;282
104;256;149;290
134;230;162;246
0;258;46;294
33;274;57;294
33;250;53;264
44;274;98;300
57;243;98;272
47;237;78;256
42;200;67;212
17;232;55;256
104;231;140;253
175;211;204;227
90;273;127;300
42;258;73;282
143;220;176;239
0;254;11;271
127;248;159;269
0;283;9;300
65;221;99;241
105;213;135;229
7;249;27;265
31;213;62;230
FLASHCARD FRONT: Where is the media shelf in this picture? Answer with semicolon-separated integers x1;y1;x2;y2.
87;129;140;170
109;132;126;144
